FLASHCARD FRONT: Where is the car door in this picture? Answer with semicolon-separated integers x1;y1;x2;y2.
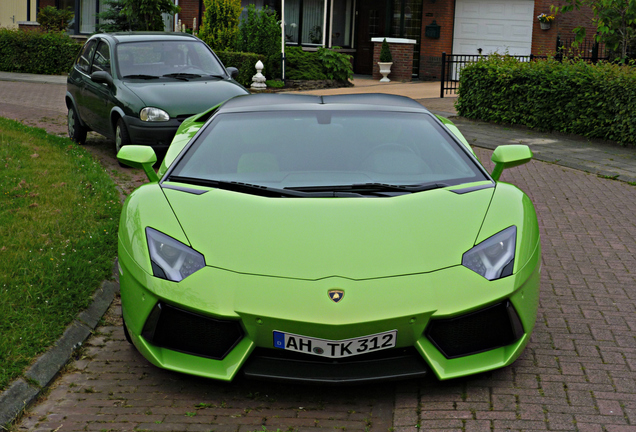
83;40;115;136
70;39;97;128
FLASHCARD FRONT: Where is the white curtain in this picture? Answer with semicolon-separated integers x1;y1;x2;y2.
80;0;96;33
301;0;324;44
284;0;300;43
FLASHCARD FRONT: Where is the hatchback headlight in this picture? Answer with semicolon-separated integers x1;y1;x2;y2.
462;226;516;281
140;107;169;122
146;228;205;282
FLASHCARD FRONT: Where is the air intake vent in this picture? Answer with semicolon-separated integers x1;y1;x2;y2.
142;302;243;360
425;301;524;359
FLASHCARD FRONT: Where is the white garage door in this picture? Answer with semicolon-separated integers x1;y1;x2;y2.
452;0;534;56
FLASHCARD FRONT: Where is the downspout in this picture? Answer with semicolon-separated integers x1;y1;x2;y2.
174;0;179;31
281;0;285;80
321;0;327;46
328;0;333;48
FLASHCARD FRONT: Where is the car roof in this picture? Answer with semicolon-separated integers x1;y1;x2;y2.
91;32;199;44
217;93;431;114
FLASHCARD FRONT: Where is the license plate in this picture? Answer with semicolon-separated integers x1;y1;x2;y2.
272;330;397;359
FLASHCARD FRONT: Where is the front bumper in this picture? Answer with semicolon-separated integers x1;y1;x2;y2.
122;115;184;149
119;241;540;383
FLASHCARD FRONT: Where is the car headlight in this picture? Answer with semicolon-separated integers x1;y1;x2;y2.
462;226;516;281
146;228;205;282
140;107;170;122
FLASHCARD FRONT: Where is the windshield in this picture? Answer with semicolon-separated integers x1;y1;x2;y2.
116;40;226;79
168;110;488;191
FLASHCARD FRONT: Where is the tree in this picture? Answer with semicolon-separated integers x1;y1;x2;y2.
96;0;180;32
37;6;74;32
238;4;281;76
96;0;132;32
199;0;242;51
553;0;636;61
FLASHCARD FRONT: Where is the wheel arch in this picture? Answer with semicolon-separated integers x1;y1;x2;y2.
109;106;127;136
65;92;87;128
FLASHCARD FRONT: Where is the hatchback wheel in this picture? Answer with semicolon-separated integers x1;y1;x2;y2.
115;119;132;166
67;106;87;144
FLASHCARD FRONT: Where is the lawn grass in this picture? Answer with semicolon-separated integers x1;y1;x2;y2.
0;117;120;390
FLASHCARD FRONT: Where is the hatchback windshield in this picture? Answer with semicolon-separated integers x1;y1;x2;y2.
116;40;226;79
169;110;488;191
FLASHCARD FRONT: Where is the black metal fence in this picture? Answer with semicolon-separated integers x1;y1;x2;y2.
556;35;608;63
440;53;545;98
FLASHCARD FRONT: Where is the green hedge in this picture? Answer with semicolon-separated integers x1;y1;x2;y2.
0;29;81;75
285;46;352;82
216;50;265;87
455;56;636;146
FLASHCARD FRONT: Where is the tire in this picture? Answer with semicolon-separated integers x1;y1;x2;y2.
115;118;131;166
67;105;87;144
122;318;133;344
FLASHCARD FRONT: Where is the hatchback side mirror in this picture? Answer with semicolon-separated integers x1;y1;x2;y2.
91;71;114;87
226;67;239;79
117;145;159;182
490;145;533;181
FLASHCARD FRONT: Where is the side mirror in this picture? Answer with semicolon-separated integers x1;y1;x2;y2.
91;71;114;87
117;145;159;182
226;67;239;79
490;145;533;181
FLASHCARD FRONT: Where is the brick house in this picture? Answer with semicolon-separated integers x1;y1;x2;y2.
2;0;598;79
177;0;598;79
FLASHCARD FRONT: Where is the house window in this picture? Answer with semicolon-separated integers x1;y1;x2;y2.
284;0;326;45
284;0;301;43
330;0;353;47
56;0;99;34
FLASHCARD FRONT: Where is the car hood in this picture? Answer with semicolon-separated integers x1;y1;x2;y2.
162;186;495;280
122;79;247;117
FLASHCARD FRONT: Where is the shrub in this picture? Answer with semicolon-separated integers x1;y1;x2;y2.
316;46;353;81
285;47;327;80
216;51;265;87
199;0;242;51
37;6;74;32
238;4;281;78
0;29;81;75
379;38;392;63
455;55;636;146
285;46;352;82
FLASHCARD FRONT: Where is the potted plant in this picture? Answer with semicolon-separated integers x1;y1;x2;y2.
537;13;555;30
378;38;393;82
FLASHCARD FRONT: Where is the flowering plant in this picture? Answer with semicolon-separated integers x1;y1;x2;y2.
537;13;555;23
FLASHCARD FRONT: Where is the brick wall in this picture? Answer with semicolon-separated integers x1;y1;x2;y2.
178;0;201;32
418;0;454;80
372;40;415;82
532;0;597;56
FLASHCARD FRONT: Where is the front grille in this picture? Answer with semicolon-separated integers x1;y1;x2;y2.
425;301;524;359
243;347;428;384
142;302;243;360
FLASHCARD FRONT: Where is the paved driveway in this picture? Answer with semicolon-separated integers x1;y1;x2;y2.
1;77;635;432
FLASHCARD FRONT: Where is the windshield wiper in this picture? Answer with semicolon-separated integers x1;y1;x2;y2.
162;73;203;81
123;74;159;79
203;74;227;79
166;176;334;198
286;182;449;195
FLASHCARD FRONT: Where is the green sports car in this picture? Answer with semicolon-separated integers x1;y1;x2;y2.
117;93;541;384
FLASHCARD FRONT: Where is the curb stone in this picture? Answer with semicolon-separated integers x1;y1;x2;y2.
0;279;119;430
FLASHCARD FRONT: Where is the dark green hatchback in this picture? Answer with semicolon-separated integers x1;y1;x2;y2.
66;32;248;153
